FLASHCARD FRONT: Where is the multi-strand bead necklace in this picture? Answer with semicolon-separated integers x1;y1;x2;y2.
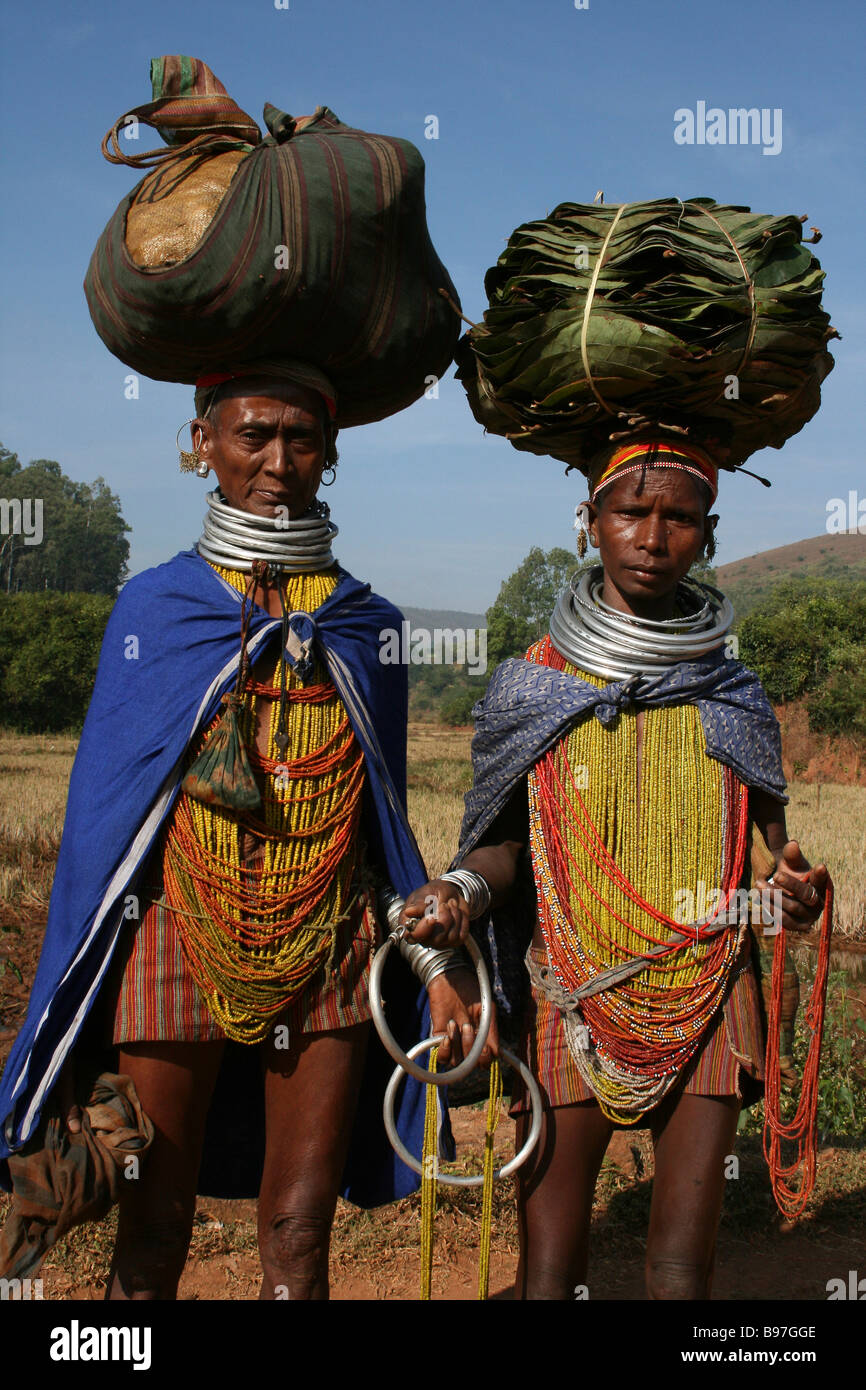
162;564;365;1043
527;635;749;1123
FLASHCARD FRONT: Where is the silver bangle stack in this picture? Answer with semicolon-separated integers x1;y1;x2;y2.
438;869;492;920
376;887;466;988
549;564;734;680
197;489;338;573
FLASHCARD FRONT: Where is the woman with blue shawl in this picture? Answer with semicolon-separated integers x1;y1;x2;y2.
0;364;484;1299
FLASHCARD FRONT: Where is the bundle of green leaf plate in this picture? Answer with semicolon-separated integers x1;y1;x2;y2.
456;197;837;473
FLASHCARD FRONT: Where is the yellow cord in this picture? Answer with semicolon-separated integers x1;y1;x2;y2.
419;1051;503;1302
477;1058;503;1300
419;1045;439;1301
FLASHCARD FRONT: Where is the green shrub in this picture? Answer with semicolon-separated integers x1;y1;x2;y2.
0;592;113;731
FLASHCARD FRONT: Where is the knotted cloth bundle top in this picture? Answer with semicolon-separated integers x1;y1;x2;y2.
0;1072;154;1281
85;55;462;425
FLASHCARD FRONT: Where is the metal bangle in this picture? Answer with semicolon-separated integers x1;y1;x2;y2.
438;869;492;920
382;1040;543;1184
369;929;493;1087
397;936;465;988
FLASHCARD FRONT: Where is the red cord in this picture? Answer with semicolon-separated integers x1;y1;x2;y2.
763;878;833;1220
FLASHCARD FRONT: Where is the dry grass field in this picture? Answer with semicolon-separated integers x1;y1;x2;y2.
0;732;78;913
0;722;862;938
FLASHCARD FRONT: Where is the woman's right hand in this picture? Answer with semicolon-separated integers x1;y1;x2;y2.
399;880;469;948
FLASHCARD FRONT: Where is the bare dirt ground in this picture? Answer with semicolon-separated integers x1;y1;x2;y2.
3;1020;864;1302
9;1112;865;1302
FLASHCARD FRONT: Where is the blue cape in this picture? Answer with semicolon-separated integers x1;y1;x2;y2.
0;550;433;1206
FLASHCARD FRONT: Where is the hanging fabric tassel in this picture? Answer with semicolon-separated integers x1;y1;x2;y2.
182;561;268;811
181;690;262;810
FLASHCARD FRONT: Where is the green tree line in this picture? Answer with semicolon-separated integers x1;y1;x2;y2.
0;444;128;731
413;548;865;743
0;444;129;595
2;448;864;740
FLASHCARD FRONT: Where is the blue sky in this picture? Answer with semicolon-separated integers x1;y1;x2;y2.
1;0;862;611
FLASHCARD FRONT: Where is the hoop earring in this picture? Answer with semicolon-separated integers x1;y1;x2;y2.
177;419;207;475
321;465;337;487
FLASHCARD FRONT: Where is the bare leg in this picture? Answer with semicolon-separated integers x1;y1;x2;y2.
106;1040;226;1300
257;1021;370;1300
515;1100;613;1300
645;1091;741;1300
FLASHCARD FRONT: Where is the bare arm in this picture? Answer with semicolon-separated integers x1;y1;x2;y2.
396;785;529;1068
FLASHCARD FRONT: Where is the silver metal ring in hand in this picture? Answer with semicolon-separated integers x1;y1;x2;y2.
369;930;493;1087
383;1039;543;1185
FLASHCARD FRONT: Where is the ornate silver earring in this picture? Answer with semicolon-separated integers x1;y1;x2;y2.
574;502;591;558
177;420;207;475
321;465;337;487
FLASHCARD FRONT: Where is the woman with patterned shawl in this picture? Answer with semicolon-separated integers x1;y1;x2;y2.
402;438;829;1300
0;364;484;1300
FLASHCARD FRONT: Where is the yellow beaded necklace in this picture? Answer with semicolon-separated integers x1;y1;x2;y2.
161;564;366;1043
527;635;745;1122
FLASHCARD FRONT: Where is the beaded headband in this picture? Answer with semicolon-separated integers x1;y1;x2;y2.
590;441;719;506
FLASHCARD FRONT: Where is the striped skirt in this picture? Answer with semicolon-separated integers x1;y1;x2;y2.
510;930;765;1117
104;871;379;1045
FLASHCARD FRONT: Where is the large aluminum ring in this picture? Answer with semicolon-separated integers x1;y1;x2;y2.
369;930;493;1087
383;1039;544;1185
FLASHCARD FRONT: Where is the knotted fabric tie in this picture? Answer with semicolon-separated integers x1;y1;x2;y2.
285;611;318;684
592;674;642;725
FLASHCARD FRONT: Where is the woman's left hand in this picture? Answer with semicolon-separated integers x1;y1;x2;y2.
426;967;499;1069
756;840;829;936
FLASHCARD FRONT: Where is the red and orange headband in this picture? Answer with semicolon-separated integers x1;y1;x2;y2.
589;441;718;506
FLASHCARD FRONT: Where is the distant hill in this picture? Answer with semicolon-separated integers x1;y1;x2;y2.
399;605;487;630
400;534;866;632
717;530;866;619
